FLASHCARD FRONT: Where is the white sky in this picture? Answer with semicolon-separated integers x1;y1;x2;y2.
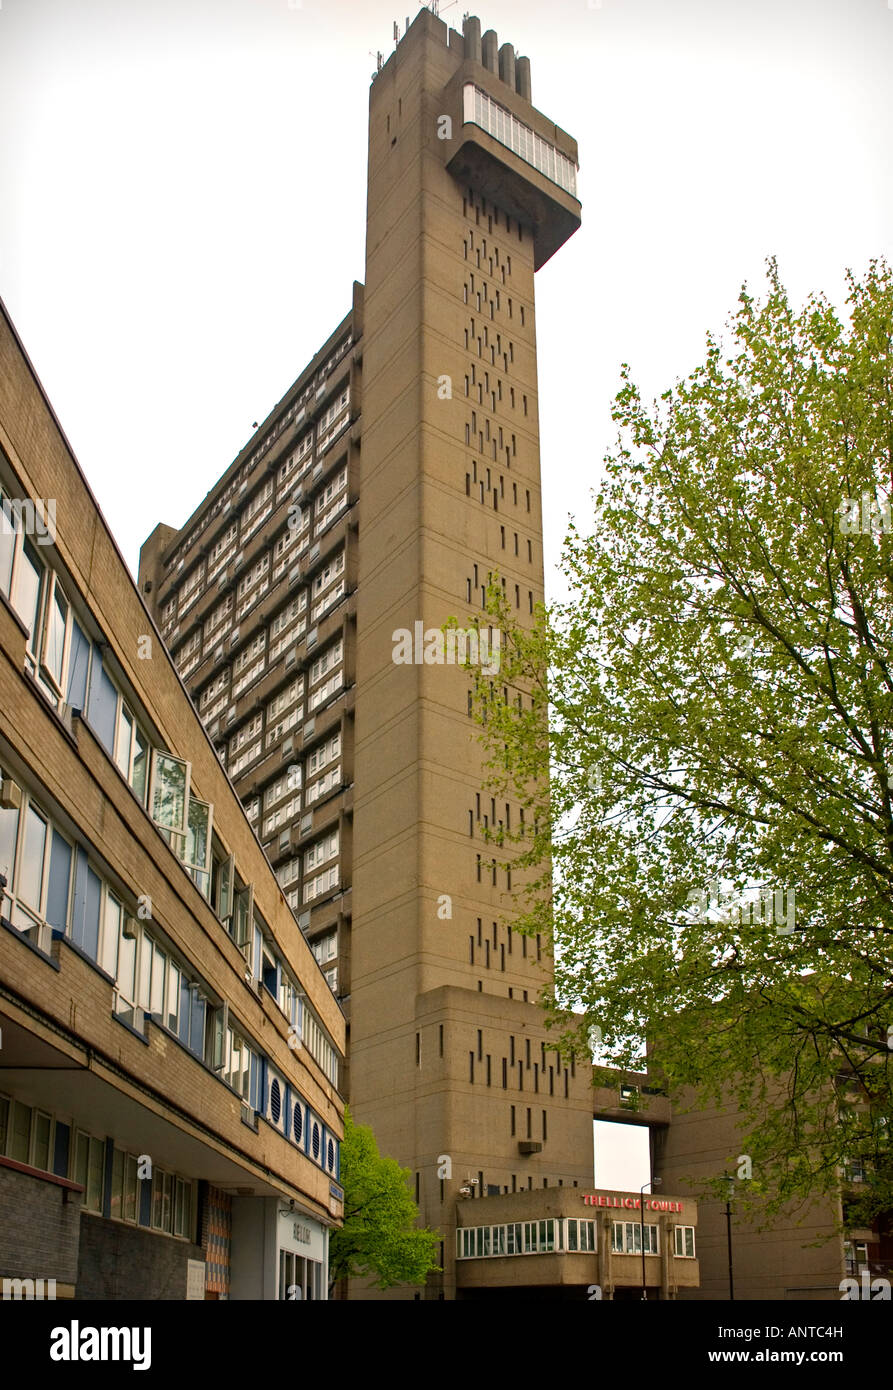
2;0;891;1188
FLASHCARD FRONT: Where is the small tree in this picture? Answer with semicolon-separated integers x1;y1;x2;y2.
329;1108;441;1292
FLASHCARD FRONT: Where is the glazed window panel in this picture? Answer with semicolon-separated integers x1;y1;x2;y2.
150;751;190;839
13;538;44;648
18;803;47;912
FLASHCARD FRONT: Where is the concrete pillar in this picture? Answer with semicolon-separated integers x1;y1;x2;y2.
498;43;515;90
463;14;482;64
516;55;532;102
482;29;498;73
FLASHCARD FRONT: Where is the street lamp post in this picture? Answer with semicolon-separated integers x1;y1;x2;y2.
724;1174;735;1301
640;1178;662;1300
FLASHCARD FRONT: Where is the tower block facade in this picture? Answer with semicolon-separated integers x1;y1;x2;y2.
352;11;592;1297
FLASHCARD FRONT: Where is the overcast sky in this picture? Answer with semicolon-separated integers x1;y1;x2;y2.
2;0;891;1189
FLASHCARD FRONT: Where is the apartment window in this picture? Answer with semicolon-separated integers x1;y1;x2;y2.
111;702;150;807
1;524;85;711
612;1222;659;1255
4;792;76;953
304;828;339;875
674;1226;696;1258
73;1130;106;1214
149;750;190;846
510;1105;515;1136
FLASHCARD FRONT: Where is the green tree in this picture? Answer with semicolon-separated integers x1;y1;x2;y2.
471;259;893;1224
329;1107;441;1290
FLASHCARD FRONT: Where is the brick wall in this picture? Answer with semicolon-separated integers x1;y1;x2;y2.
77;1212;203;1300
0;1164;81;1284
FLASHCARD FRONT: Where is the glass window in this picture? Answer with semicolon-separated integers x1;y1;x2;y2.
189;990;205;1057
150;753;190;838
131;728;149;805
117;916;138;1005
101;892;121;978
0;494;14;596
674;1225;695;1258
31;1106;50;1173
66;618;90;710
0;781;19;889
115;705;134;779
166;958;181;1033
123;1153;138;1222
0;1095;8;1154
86;1134;104;1212
46;830;72;933
151;942;166;1016
10;1101;31;1162
18;803;47;911
13;539;43;645
41;579;69;691
567;1218;578;1251
138;935;154;1011
152;1167;165;1229
83;865;101;960
186;797;212;875
110;1148;124;1220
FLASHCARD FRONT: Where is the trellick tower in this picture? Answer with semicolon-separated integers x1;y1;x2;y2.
350;9;589;1298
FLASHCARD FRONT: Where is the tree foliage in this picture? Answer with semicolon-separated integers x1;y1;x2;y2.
472;260;893;1224
328;1107;441;1289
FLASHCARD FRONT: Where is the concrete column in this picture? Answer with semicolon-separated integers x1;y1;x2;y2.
482;29;498;73
516;56;532;102
660;1215;671;1300
498;43;515;90
463;15;482;64
601;1212;613;1297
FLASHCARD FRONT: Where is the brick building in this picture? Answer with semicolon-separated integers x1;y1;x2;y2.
0;299;345;1300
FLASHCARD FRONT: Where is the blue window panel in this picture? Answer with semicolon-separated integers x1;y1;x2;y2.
249;1053;259;1111
87;646;117;756
253;927;262;980
66;619;90;711
262;957;277;996
53;1122;70;1179
69;847;88;950
46;831;72;935
178;978;191;1046
138;1172;152;1227
189;993;205;1058
83;866;101;961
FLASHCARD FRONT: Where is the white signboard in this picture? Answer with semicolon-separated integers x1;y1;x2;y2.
277;1209;325;1263
186;1259;206;1301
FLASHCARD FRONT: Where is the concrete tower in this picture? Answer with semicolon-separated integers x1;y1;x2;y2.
351;9;588;1297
